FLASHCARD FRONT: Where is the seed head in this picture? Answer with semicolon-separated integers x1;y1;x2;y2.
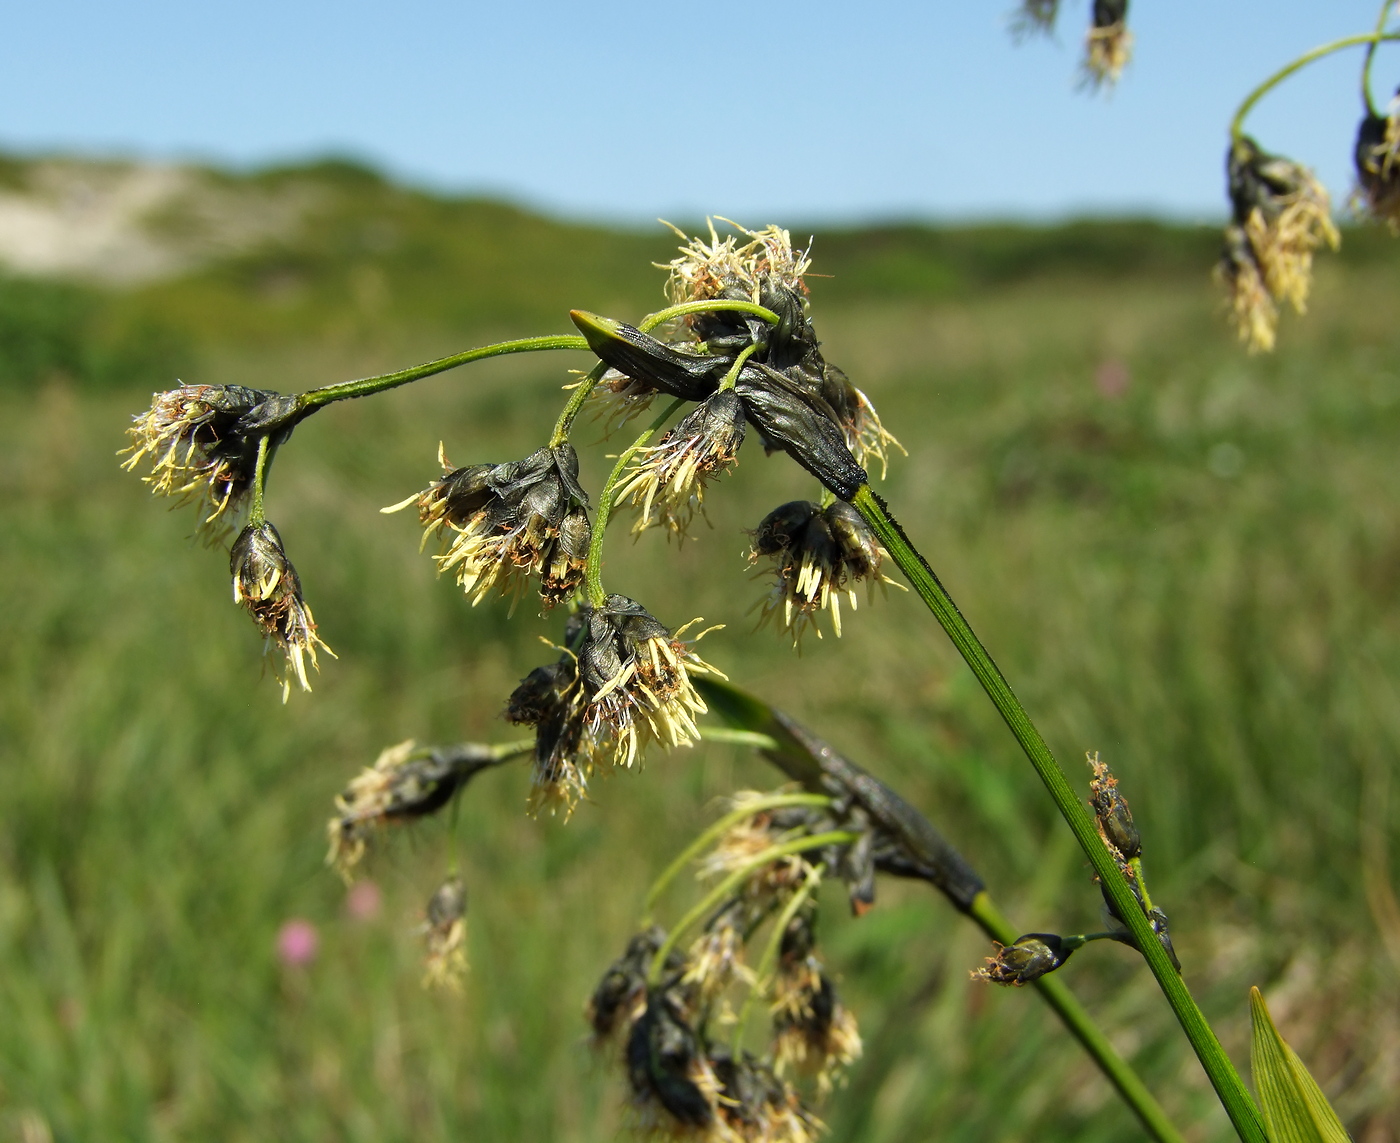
506;657;592;817
699;800;828;902
506;598;723;814
624;992;721;1133
587;927;673;1043
663;219;812;308
576;595;722;770
1086;751;1141;861
750;500;897;645
771;911;862;1097
1355;109;1400;228
326;740;504;880
420;876;468;992
387;443;592;611
973;933;1074;986
1216;223;1278;353
1080;0;1132;91
682;901;755;1002
230;521;332;701
617;390;747;537
710;1051;823;1143
121;384;277;542
1224;136;1339;343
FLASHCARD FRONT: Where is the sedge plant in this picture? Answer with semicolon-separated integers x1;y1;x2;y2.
122;219;1355;1141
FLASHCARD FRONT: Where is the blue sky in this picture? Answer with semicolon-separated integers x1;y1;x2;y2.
1;1;1393;224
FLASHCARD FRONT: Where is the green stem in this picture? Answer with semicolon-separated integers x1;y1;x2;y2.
297;335;588;410
637;299;781;333
697;727;782;751
851;485;1265;1143
1230;32;1400;141
731;862;824;1055
641;792;834;923
549;362;607;447
969;895;1187;1143
1128;856;1158;913
648;830;859;984
583;398;685;607
1364;2;1397;115
248;435;271;526
718;342;759;391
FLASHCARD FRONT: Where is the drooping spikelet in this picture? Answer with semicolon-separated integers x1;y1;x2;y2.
1080;0;1132;91
770;906;862;1097
1220;136;1339;351
326;740;504;879
230;521;333;700
420;877;469;992
1355;108;1400;228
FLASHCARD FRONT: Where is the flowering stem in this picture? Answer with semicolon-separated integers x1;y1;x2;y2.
1364;2;1398;115
641;791;834;923
730;861;824;1055
647;830;860;985
850;485;1266;1143
583;398;685;608
549;362;608;447
1230;32;1400;142
248;435;271;527
296;335;589;411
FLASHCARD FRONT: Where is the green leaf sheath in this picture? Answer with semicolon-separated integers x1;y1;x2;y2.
851;485;1266;1143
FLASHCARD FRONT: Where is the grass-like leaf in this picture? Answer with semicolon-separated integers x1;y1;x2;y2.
1249;986;1352;1142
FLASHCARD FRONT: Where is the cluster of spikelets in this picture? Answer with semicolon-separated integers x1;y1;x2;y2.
120;385;331;699
121;223;905;708
1217;136;1339;354
748;500;901;647
1011;0;1133;92
324;739;518;990
384;442;592;610
972;752;1178;988
505;597;722;816
586;798;867;1142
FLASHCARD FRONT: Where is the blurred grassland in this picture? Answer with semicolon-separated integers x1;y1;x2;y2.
1;163;1399;1141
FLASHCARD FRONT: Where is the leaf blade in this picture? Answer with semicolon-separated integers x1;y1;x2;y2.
1249;986;1351;1143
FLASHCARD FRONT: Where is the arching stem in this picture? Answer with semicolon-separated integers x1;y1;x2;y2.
730;862;824;1055
1230;32;1400;142
647;830;859;984
1364;1;1398;115
641;792;834;923
298;335;589;410
583;398;685;607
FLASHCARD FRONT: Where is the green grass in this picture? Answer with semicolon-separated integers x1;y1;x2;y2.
1;180;1398;1140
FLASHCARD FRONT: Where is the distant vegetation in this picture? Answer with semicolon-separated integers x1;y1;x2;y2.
7;150;1394;391
2;151;1398;1141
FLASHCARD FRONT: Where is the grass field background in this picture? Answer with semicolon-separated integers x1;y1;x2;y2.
1;157;1398;1141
